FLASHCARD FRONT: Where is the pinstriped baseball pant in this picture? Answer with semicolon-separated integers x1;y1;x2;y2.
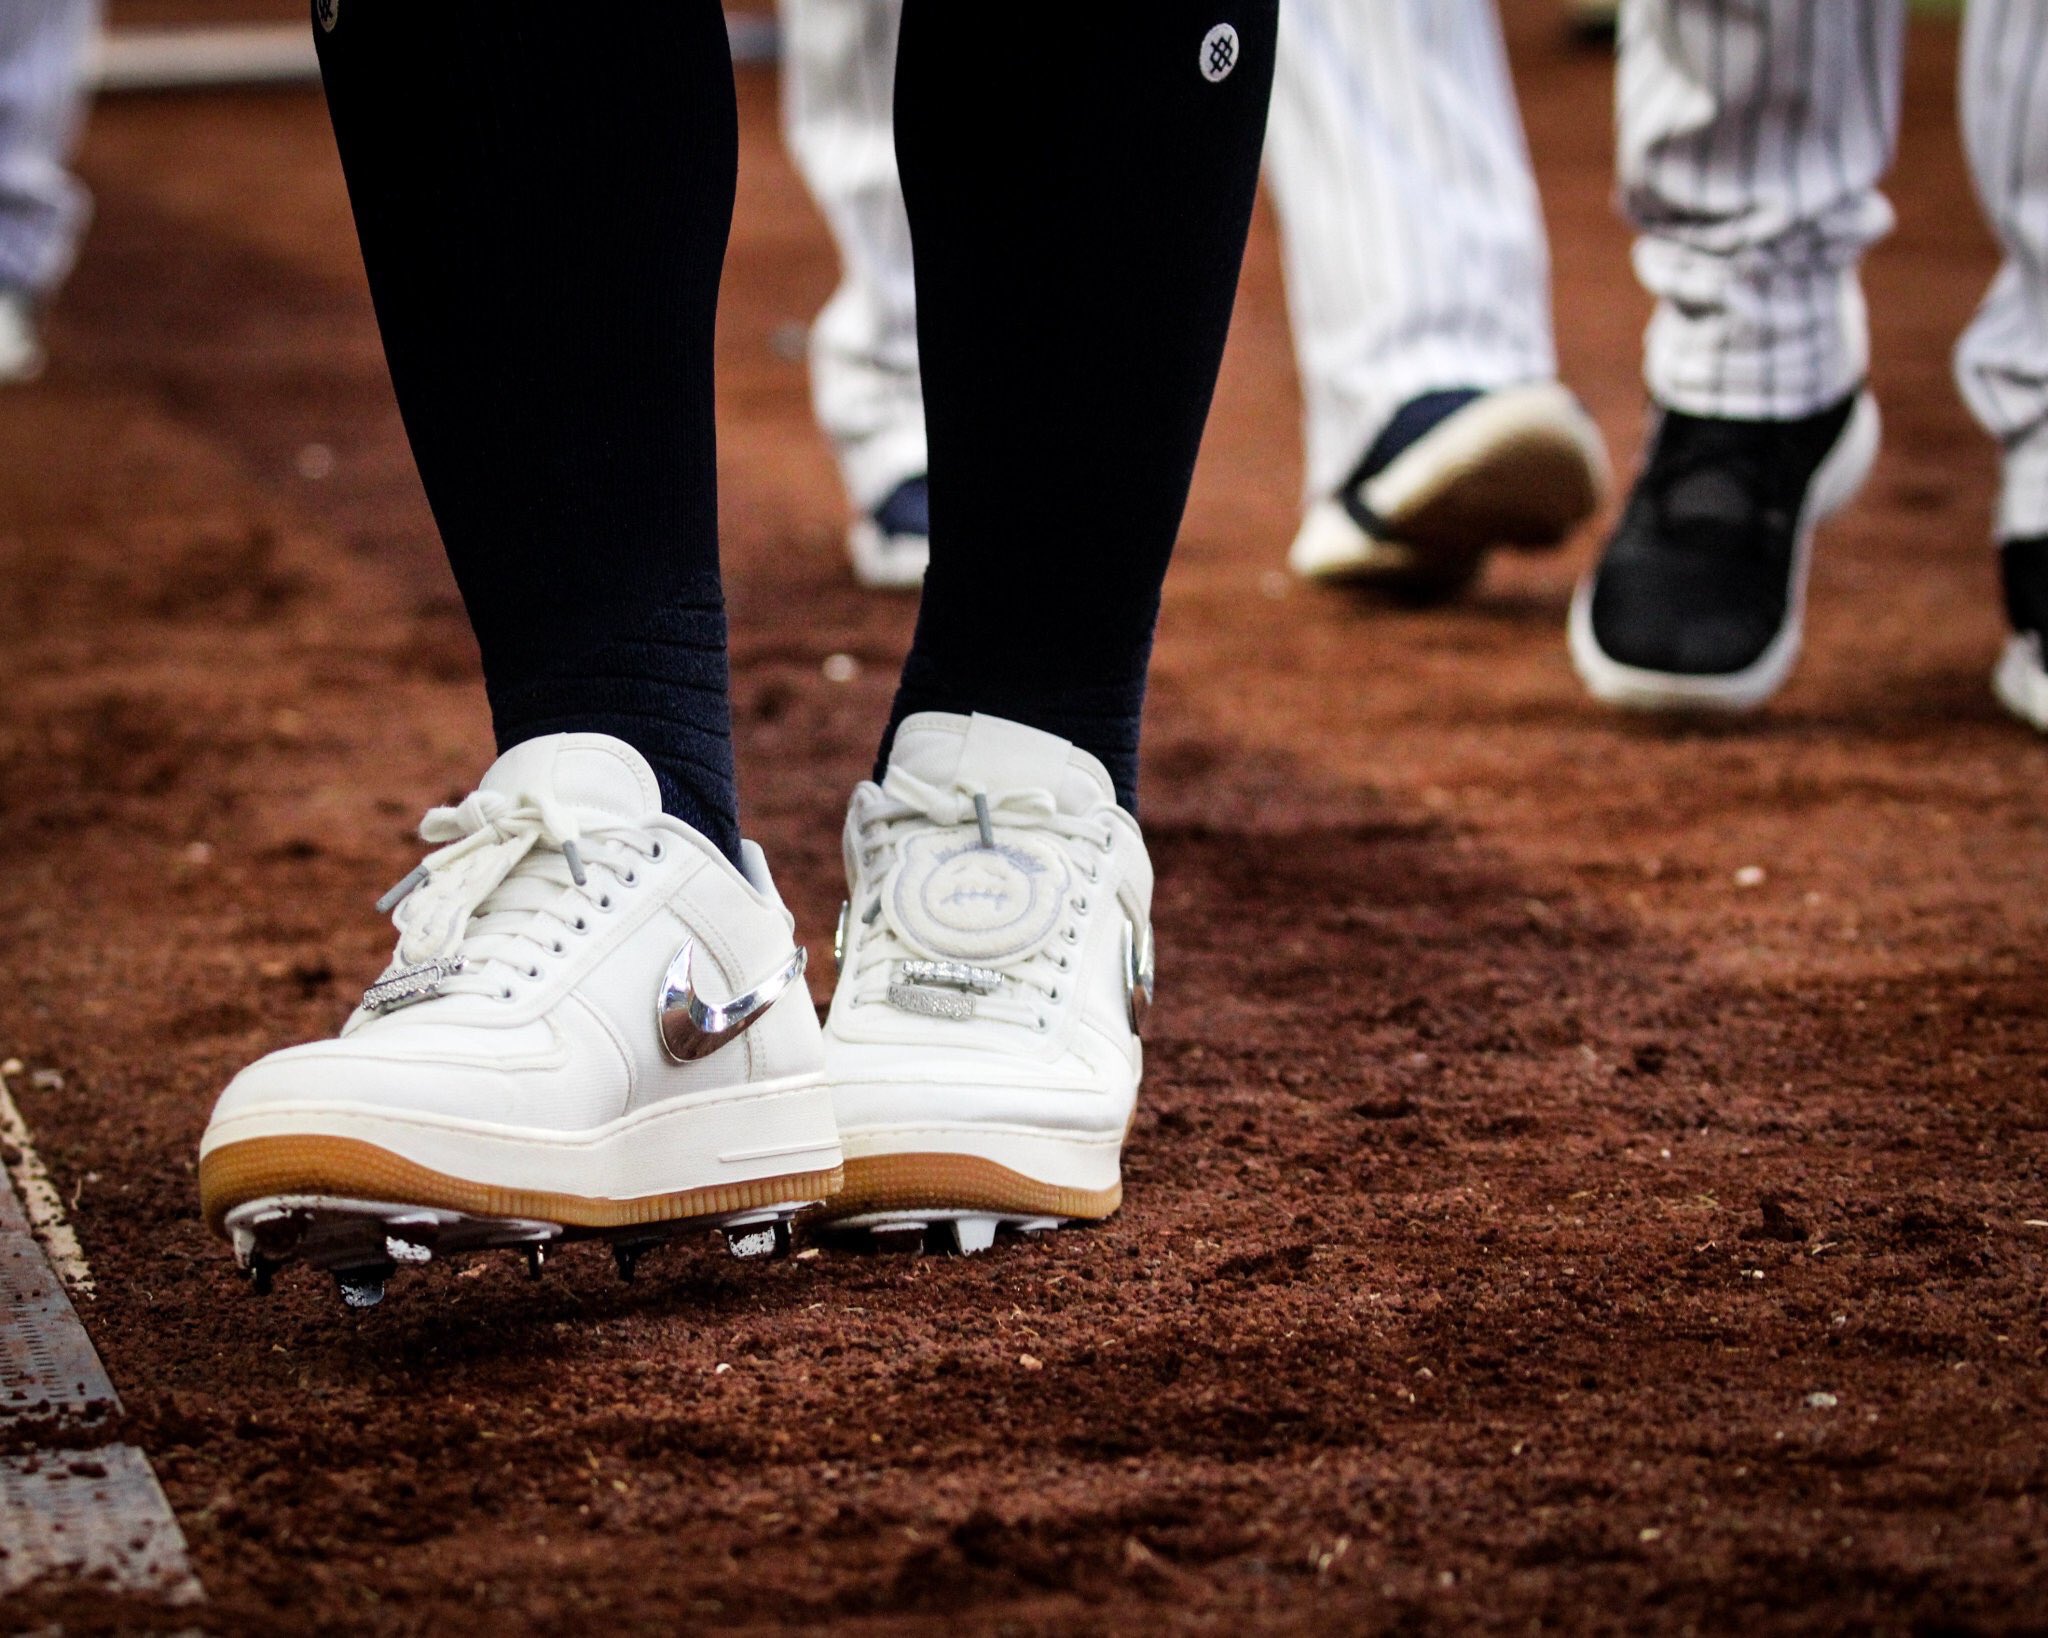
1622;0;2048;540
780;0;1559;511
0;0;96;299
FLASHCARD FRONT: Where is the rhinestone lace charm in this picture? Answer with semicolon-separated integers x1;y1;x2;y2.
362;956;466;1014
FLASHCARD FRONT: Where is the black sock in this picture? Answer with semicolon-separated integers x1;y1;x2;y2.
882;2;1278;811
313;2;743;860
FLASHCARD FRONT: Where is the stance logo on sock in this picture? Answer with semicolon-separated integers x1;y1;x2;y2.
1200;23;1239;82
315;0;339;32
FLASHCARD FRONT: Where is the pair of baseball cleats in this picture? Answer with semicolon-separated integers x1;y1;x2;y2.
1569;389;2048;733
196;711;1153;1307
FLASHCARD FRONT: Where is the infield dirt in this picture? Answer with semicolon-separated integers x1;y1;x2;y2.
1;5;2044;1633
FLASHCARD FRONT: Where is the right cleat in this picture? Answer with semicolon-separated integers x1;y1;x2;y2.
197;734;843;1301
818;712;1153;1249
1570;391;1880;712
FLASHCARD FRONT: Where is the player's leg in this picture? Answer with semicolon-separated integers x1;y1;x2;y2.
1953;0;2048;733
778;0;929;590
1268;0;1609;601
196;1;838;1304
816;2;1277;1252
1570;0;1899;711
0;0;99;383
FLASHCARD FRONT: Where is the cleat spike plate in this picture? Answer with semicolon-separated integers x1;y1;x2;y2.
525;1244;548;1279
869;1222;929;1255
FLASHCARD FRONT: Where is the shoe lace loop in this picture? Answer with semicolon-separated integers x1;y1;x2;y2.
372;785;654;999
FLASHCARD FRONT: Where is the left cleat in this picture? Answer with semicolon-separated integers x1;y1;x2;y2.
1993;536;2048;733
847;474;931;591
816;712;1153;1252
197;733;842;1304
0;288;44;386
1289;383;1611;602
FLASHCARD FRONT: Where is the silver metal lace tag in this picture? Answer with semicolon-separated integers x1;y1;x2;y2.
362;956;466;1014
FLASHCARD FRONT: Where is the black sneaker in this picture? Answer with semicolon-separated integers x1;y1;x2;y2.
1570;391;1879;711
1993;535;2048;731
1289;383;1610;604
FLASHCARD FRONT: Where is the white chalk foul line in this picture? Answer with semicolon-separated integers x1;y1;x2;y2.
0;1059;203;1604
0;1060;93;1296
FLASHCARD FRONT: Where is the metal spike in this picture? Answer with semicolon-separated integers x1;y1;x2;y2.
525;1244;548;1279
724;1222;783;1261
247;1255;278;1296
948;1218;998;1256
335;1264;392;1310
612;1238;660;1282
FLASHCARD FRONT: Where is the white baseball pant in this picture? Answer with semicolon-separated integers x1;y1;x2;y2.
778;0;1560;511
0;0;97;300
1620;0;2048;540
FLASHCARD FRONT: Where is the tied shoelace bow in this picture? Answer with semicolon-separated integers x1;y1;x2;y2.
365;786;658;1006
847;767;1114;1029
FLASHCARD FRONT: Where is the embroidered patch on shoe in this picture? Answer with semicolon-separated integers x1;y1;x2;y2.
885;830;1070;964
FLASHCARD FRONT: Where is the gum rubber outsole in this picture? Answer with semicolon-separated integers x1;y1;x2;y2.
199;1133;843;1239
814;1152;1122;1223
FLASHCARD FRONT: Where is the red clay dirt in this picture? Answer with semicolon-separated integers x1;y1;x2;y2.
2;6;2045;1633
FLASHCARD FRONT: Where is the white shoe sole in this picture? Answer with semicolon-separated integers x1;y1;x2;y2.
1993;632;2048;732
1289;382;1612;593
847;518;929;590
1568;391;1882;714
199;1071;843;1288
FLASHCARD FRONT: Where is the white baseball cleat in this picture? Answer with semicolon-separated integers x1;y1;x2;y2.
1288;383;1611;602
818;712;1153;1255
197;733;842;1304
0;289;45;385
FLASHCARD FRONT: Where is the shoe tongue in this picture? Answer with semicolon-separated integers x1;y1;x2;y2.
479;733;662;824
889;712;1114;816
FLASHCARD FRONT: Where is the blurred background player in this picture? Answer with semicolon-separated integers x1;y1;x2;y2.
0;0;97;383
195;0;1278;1291
781;0;1611;602
1572;0;2048;734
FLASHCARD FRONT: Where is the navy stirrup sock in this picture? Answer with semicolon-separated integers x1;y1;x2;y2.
882;1;1278;811
314;1;744;859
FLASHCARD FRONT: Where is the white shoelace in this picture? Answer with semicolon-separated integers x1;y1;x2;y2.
371;786;662;1004
845;766;1114;1033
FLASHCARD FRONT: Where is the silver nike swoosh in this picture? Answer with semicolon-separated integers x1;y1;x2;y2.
657;938;807;1063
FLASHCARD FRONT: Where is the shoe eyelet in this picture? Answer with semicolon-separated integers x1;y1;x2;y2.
552;941;566;955
1055;954;1070;971
649;842;665;861
1061;926;1079;945
1049;986;1062;1002
623;871;638;887
1072;895;1089;913
572;917;589;934
527;965;541;979
598;894;613;911
499;986;514;1001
